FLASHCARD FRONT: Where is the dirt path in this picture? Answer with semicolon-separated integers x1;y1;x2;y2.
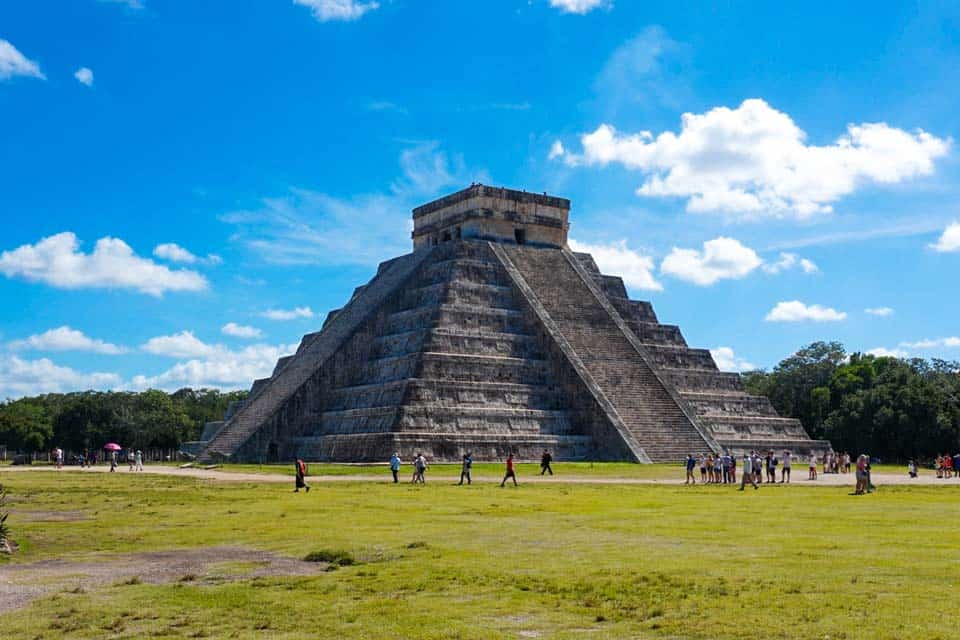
2;464;955;486
0;546;327;614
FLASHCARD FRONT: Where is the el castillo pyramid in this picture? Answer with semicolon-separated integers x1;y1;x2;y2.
194;185;829;463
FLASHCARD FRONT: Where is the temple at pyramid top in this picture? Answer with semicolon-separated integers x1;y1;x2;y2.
412;184;570;249
190;184;830;464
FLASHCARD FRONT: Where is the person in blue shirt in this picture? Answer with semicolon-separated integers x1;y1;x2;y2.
685;454;697;484
953;453;960;478
389;452;401;484
458;453;473;485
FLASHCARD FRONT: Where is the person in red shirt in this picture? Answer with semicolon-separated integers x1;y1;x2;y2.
295;458;310;493
501;453;518;487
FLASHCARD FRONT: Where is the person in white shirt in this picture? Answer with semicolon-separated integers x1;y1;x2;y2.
781;450;792;483
808;454;818;480
739;453;758;491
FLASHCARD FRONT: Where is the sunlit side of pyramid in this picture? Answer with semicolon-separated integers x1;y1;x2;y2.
194;185;830;463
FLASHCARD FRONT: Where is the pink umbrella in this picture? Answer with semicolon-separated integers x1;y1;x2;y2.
103;443;122;451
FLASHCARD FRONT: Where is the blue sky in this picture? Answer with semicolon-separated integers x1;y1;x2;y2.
1;0;959;397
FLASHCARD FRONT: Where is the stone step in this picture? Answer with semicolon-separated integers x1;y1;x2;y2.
383;303;529;335
642;344;717;370
371;328;542;360
309;406;576;436
680;391;779;417
398;279;517;310
629;322;688;347
499;245;714;463
703;415;811;440
323;378;564;412
661;368;745;393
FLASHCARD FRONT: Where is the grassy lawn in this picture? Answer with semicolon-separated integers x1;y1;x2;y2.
0;469;957;639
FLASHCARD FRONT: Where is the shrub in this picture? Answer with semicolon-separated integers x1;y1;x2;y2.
303;549;356;566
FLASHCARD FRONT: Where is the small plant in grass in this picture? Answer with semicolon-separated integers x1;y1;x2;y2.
0;483;11;554
405;541;428;549
303;549;356;566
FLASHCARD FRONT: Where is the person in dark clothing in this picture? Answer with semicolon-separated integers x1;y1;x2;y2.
540;450;553;475
295;458;310;493
458;453;473;485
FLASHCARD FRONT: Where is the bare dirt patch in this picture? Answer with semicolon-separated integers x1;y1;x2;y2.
0;546;327;614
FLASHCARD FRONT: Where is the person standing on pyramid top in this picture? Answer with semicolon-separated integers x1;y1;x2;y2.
294;458;310;493
540;450;553;476
501;453;518;487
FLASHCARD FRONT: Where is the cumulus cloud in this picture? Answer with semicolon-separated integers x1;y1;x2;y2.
9;326;126;355
0;232;208;297
899;337;960;349
294;0;379;22
131;342;298;391
261;307;315;321
142;331;218;359
558;98;950;218
764;301;847;323
761;252;819;275
548;140;566;160
865;307;894;317
710;346;755;372
569;238;662;291
0;39;45;81
221;322;262;339
549;0;608;14
153;242;222;265
660;237;762;286
74;67;94;87
0;355;121;398
929;222;960;253
867;347;909;359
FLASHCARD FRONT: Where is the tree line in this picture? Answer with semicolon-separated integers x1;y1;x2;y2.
743;342;960;462
0;389;247;456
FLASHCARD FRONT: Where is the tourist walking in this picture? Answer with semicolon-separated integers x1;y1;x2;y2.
907;459;918;478
501;453;518;487
854;454;867;495
808;453;817;480
954;452;960;477
765;451;777;483
128;450;136;472
294;458;310;492
134;450;143;472
389;452;401;483
53;447;63;469
739;453;757;490
540;450;553;475
412;453;427;484
685;454;697;484
110;450;117;472
459;452;473;485
781;450;791;483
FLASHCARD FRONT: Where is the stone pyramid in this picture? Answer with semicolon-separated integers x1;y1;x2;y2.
195;185;829;463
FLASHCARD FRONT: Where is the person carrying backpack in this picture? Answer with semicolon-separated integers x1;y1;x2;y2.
458;453;473;485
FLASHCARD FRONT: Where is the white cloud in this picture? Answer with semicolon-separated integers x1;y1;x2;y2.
548;140;566;160
661;237;762;286
761;252;819;275
0;39;45;81
294;0;379;22
152;242;221;265
867;347;909;358
0;356;121;398
560;98;950;218
9;326;126;355
899;337;960;349
865;307;894;317
710;346;755;372
929;222;960;253
261;307;315;321
764;301;847;323
141;331;218;359
98;0;145;9
221;322;262;339
568;238;662;291
131;342;298;391
74;67;94;87
222;142;485;267
0;232;208;297
549;0;608;14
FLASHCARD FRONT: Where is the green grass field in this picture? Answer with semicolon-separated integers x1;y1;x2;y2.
0;469;957;639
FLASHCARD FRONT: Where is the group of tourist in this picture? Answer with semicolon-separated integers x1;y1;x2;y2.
685;450;797;487
684;450;877;494
934;453;960;478
48;447;145;472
